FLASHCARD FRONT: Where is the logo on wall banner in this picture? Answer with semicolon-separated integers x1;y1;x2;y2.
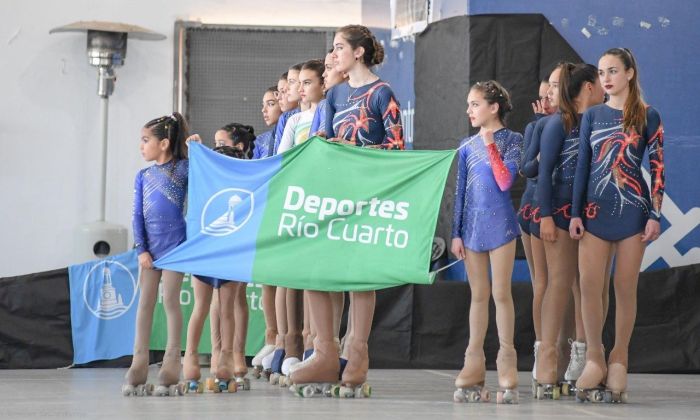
69;249;140;364
82;259;137;320
155;139;456;292
201;188;254;236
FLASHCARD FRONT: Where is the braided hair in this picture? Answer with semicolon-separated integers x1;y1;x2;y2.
337;24;384;66
219;123;256;159
470;80;513;124
143;112;189;160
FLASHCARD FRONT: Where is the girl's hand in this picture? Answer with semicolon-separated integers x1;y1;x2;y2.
641;219;661;242
138;252;154;270
540;216;557;242
451;238;466;260
327;137;355;146
481;128;495;146
532;98;546;115
569;217;585;240
185;134;202;147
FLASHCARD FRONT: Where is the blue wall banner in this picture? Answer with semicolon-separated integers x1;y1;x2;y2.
68;250;140;364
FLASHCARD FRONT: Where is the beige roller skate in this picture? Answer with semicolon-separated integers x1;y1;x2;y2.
121;348;154;396
453;347;489;403
154;348;185;396
496;346;519;404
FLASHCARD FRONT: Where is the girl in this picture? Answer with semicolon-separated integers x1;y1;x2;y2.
309;49;349;137
250;86;282;377
290;25;404;398
122;112;189;397
533;63;605;399
252;86;282;160
570;48;664;403
277;59;325;153
182;124;255;393
450;81;522;404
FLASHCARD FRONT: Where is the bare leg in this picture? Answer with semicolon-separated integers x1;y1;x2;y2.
232;282;249;378
262;285;277;345
124;267;160;387
183;277;213;382
157;270;184;387
330;292;345;340
285;289;304;360
576;232;614;390
606;234;645;393
216;282;236;383
530;236;548;341
209;290;221;374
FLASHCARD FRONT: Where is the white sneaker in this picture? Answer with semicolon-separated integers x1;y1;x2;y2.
281;357;300;376
252;344;276;367
532;341;541;379
564;339;586;381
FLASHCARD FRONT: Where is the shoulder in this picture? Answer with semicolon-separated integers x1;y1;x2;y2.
645;105;661;122
327;83;347;99
583;104;607;119
176;159;189;172
544;113;565;131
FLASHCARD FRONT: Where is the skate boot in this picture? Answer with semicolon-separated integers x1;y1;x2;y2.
534;342;560;400
338;339;371;398
496;346;519;404
182;350;204;393
122;349;153;396
453;347;489;403
531;340;540;393
252;344;275;379
269;347;285;385
206;347;220;391
562;340;586;395
261;349;274;380
303;331;315;361
604;350;629;403
154;348;184;396
290;339;340;398
280;357;301;387
213;350;238;393
233;351;250;391
575;346;607;403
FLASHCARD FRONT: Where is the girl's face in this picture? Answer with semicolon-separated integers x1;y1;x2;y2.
332;32;361;74
466;89;498;128
590;78;606;105
277;79;290;112
140;127;169;162
598;54;633;97
547;67;562;109
299;69;324;105
538;81;554;114
286;69;301;103
323;53;345;91
214;130;233;148
261;91;282;126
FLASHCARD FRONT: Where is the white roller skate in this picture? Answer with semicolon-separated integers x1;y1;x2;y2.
562;340;586;395
453;347;489;403
251;344;275;379
279;357;300;387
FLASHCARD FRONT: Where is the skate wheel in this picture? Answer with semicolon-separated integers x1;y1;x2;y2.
121;384;135;396
339;386;354;398
497;389;518;404
453;389;466;403
590;389;603;403
205;377;217;391
535;385;544;400
467;390;480;403
561;382;570;396
552;386;560;400
302;385;315;398
531;379;537;398
481;388;490;403
331;385;341;398
227;381;238;393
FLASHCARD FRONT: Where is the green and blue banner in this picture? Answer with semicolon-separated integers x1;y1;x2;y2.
156;138;455;291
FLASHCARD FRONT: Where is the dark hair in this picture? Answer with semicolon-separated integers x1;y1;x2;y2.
602;47;646;133
559;63;598;132
470;80;513;124
144;112;189;160
280;71;288;81
289;62;303;72
301;59;325;82
265;85;278;95
214;145;246;159
337;24;384;66
219;123;256;159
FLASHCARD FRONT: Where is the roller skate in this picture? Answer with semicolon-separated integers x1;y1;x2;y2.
495;346;519;404
233;351;251;391
154;348;185;396
337;339;371;398
251;344;275;379
533;342;561;400
212;350;238;393
290;339;340;398
530;340;540;394
562;340;586;396
574;347;607;403
205;346;220;391
122;349;154;396
603;350;629;403
261;349;274;380
268;347;285;385
453;347;489;403
302;331;315;361
280;357;300;387
182;351;204;394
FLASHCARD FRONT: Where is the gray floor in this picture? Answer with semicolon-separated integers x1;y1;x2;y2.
0;368;698;419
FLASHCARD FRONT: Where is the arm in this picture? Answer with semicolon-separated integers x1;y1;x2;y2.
571;111;593;219
646;108;665;220
272;112;289;155
451;145;468;239
520;121;535;171
535;118;565;218
276;114;297;153
132;171;148;254
521;118;546;178
324;88;337;139
377;86;404;150
486;132;521;191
